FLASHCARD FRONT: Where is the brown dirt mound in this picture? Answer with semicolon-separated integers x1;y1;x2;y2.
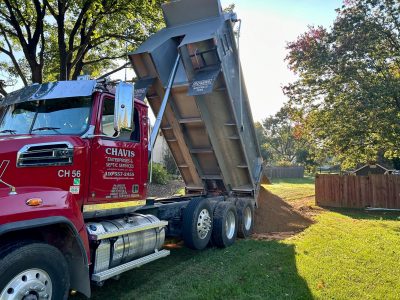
260;173;271;185
254;186;314;237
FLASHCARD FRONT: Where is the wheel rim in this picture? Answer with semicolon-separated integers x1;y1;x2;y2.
225;210;236;239
197;208;212;239
244;206;252;231
0;269;53;300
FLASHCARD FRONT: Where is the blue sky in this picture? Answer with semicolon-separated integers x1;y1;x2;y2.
220;0;343;121
247;0;343;25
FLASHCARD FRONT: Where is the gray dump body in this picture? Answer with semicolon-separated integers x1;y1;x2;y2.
129;0;262;196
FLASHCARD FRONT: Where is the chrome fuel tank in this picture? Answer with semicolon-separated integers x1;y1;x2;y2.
87;214;166;274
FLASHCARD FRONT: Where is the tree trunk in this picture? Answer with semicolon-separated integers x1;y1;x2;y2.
72;60;84;80
57;1;68;80
31;63;43;84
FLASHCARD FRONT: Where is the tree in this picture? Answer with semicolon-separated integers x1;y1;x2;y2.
254;121;273;162
0;0;164;95
257;105;313;166
284;0;400;169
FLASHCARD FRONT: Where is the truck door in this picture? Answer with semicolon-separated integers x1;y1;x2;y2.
88;95;143;204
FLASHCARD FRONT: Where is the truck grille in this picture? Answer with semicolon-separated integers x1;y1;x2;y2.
17;142;74;167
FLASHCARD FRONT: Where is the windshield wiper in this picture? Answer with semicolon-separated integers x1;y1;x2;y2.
0;130;16;134
32;127;61;133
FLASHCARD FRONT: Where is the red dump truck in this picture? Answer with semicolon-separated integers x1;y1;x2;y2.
0;0;263;298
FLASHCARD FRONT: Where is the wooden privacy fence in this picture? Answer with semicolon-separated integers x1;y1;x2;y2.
316;174;400;209
265;166;304;179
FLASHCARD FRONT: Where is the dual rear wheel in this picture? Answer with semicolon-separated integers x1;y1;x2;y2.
182;198;255;250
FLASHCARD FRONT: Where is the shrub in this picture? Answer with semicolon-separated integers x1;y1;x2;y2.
163;148;179;175
150;163;170;184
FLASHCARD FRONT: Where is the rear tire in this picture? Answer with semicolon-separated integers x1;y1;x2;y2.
183;198;213;250
237;199;255;238
211;202;238;248
0;242;70;300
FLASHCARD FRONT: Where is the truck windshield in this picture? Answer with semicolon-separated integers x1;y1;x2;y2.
0;97;92;136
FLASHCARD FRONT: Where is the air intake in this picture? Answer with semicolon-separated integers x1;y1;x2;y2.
17;142;74;167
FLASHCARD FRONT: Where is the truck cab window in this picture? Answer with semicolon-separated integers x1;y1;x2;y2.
101;98;140;141
0;97;92;136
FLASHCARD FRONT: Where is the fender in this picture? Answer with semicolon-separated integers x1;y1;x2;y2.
0;188;91;297
0;216;87;265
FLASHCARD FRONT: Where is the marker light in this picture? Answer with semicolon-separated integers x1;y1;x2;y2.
26;198;43;206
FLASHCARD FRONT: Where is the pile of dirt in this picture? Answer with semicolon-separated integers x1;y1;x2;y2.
253;186;314;239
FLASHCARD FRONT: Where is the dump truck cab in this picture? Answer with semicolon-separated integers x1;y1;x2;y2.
0;80;149;211
0;80;152;298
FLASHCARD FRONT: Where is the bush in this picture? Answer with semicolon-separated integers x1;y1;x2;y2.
150;163;170;184
163;148;179;175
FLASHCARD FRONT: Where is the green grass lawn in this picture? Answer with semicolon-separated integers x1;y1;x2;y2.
267;177;315;202
75;178;400;300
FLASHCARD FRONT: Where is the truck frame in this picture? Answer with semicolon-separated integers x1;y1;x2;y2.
0;0;263;299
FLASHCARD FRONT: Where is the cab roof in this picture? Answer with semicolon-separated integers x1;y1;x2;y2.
0;80;97;107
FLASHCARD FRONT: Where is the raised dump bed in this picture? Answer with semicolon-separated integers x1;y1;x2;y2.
129;0;263;196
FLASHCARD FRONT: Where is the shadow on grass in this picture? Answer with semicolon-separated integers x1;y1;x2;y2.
74;240;312;300
322;207;400;221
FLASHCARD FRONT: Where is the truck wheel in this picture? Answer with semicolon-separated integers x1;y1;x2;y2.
183;198;213;250
211;202;238;248
0;242;70;300
237;199;255;238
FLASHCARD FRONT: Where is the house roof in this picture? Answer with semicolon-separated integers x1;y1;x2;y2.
351;163;393;174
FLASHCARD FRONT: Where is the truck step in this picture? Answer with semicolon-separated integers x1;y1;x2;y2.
89;221;168;241
91;250;170;282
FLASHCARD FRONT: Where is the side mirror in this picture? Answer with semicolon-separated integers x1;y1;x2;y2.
114;82;134;132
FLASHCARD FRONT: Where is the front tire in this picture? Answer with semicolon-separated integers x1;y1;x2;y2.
183;198;213;250
0;242;70;300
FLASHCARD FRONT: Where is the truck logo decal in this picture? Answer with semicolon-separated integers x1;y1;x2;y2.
0;160;10;178
105;147;135;158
